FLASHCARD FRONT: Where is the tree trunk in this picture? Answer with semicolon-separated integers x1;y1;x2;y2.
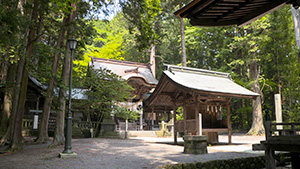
291;5;300;68
150;44;156;78
36;15;69;144
247;60;264;135
0;59;8;84
0;63;16;137
180;17;186;67
51;3;77;146
7;0;41;151
0;59;23;145
50;47;70;146
246;100;251;129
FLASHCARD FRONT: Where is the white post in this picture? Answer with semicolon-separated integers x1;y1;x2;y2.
274;94;283;130
199;113;202;136
33;114;39;129
139;111;143;130
125;119;128;139
90;128;93;138
171;111;174;137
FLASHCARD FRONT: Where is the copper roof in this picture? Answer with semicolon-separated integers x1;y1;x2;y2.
174;0;300;27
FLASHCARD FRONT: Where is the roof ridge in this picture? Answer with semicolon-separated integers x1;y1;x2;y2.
164;64;230;78
90;57;149;67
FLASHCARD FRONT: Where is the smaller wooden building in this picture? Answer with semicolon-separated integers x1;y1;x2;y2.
144;65;259;144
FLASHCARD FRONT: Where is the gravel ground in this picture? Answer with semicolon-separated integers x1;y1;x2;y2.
0;133;265;169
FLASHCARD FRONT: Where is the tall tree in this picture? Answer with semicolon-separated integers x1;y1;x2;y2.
121;0;161;77
7;0;44;151
36;2;76;143
50;2;78;146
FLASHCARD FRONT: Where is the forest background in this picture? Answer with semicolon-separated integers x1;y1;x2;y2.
1;0;300;151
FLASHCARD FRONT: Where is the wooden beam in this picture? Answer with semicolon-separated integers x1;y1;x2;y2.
202;13;224;15
174;0;202;17
160;92;175;97
238;0;287;27
194;89;258;99
217;2;241;6
216;0;250;22
206;9;230;12
224;0;247;2
190;0;217;16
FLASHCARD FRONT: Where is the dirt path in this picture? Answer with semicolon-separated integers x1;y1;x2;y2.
0;134;265;169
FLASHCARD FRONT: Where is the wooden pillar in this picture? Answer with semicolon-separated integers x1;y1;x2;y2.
265;145;276;169
164;109;167;122
226;99;232;144
151;107;154;130
36;96;40;110
173;107;177;144
183;102;187;135
195;99;199;135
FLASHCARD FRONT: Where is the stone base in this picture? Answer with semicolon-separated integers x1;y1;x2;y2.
59;152;77;158
183;135;208;154
98;131;120;138
203;132;219;144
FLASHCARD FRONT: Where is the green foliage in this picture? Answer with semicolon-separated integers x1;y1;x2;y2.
162;156;265;169
113;105;139;120
83;13;128;61
176;107;183;121
121;0;162;52
81;67;133;114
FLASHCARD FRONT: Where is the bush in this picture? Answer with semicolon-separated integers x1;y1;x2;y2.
160;156;265;169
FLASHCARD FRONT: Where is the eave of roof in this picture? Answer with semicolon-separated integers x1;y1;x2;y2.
164;65;259;98
174;0;299;27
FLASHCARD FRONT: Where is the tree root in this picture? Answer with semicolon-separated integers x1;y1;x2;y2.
35;136;51;144
0;135;10;145
48;139;64;148
247;128;265;135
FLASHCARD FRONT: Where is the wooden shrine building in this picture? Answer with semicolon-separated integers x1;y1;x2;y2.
89;57;158;102
144;65;259;143
89;57;158;130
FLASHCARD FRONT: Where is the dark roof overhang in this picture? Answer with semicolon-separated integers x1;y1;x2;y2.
174;0;300;27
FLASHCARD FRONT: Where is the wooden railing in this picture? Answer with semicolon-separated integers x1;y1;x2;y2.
174;120;196;133
264;121;300;140
77;121;98;129
22;119;33;129
253;121;300;169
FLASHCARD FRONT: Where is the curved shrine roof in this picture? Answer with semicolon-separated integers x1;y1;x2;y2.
89;58;158;85
164;65;259;97
144;64;259;112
